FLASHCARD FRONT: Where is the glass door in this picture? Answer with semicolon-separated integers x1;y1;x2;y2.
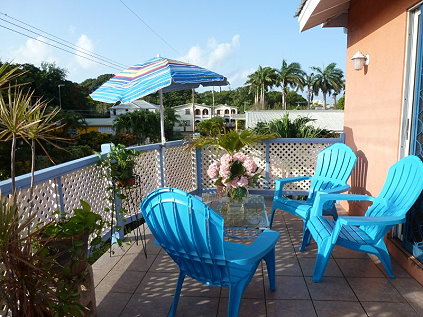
400;5;423;259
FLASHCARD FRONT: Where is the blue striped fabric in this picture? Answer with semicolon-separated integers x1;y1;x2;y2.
89;57;229;103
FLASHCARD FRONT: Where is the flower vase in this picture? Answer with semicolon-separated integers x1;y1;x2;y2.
216;185;227;197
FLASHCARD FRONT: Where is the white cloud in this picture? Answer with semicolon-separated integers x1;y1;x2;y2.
181;34;240;69
74;34;95;69
11;37;58;65
227;67;255;88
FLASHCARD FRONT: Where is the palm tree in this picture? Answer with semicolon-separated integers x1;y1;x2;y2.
246;66;277;110
277;60;306;110
332;80;345;108
311;63;344;109
253;114;335;138
304;72;318;109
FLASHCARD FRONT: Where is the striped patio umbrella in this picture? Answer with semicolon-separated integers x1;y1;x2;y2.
90;56;229;143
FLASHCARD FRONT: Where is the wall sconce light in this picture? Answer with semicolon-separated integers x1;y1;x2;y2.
351;51;370;71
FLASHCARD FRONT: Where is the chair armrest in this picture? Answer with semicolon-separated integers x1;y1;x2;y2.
227;230;280;265
338;216;406;227
310;193;376;217
323;184;350;194
274;176;311;197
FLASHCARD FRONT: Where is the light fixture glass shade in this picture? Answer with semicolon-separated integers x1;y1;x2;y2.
351;51;368;70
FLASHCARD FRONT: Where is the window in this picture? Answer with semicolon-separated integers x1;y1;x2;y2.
216;110;221;115
185;120;191;126
224;109;229;115
231;109;236;114
203;109;209;115
185;109;190;115
195;109;201;115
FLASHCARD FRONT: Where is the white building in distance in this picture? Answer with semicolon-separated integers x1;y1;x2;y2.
245;110;344;132
174;103;238;132
110;100;159;118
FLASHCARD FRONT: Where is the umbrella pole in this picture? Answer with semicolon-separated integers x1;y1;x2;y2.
159;89;165;144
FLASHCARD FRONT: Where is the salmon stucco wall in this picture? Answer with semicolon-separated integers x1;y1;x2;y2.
345;0;419;215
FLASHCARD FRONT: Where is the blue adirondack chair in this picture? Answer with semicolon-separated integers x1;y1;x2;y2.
306;155;423;282
270;143;357;250
140;187;280;317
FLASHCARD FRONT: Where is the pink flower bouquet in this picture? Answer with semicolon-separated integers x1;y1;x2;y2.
207;152;262;201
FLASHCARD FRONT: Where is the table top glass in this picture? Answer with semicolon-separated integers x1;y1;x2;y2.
202;193;269;229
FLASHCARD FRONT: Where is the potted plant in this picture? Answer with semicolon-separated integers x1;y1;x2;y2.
0;63;102;315
40;200;104;276
97;143;140;187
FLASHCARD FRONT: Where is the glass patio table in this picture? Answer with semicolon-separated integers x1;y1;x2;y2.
201;193;269;240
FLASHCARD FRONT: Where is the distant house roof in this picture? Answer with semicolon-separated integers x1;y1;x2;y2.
214;104;237;109
174;103;209;108
296;0;349;31
110;100;159;110
246;110;344;132
85;118;114;126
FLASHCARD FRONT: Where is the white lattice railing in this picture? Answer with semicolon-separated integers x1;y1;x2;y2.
0;136;344;241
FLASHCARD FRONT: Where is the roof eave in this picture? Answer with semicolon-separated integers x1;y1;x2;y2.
298;0;349;32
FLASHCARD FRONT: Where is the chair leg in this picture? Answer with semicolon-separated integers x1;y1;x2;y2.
312;238;335;282
374;241;395;278
299;223;312;252
168;271;185;317
269;203;277;228
228;279;249;317
263;248;276;290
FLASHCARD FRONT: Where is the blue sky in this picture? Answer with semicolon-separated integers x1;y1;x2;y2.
0;0;346;89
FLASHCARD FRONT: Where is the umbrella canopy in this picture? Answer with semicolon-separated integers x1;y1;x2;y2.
90;56;229;143
90;57;229;103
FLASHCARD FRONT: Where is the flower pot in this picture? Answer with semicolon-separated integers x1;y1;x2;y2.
43;230;90;276
115;177;136;187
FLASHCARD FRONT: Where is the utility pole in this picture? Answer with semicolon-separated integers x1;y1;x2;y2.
58;84;65;109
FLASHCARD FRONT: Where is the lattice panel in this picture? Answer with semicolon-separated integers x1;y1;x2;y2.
121;150;161;217
61;164;112;237
201;144;266;190
164;146;196;192
269;142;330;191
15;179;61;230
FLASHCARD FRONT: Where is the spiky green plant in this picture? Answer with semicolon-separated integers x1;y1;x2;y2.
191;129;274;155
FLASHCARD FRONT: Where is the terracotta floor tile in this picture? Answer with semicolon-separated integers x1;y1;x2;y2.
218;298;266;317
313;300;367;317
298;257;342;277
306;277;357;301
264;276;310;300
361;301;419;316
390;278;423;315
96;270;145;294
336;258;385;278
135;272;179;295
348;277;405;302
96;291;132;316
266;299;317;317
120;292;173;316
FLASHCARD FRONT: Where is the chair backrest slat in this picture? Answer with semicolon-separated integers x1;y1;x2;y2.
141;187;228;284
308;143;357;201
364;156;423;239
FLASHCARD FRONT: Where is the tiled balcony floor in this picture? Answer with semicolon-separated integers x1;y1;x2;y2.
93;207;423;317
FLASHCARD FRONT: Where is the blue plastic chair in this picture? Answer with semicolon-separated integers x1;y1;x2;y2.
270;143;357;250
306;155;423;282
140;187;280;317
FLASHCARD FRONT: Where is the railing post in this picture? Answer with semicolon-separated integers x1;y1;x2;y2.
195;147;203;195
55;176;65;214
265;143;270;189
112;191;125;243
159;144;165;187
